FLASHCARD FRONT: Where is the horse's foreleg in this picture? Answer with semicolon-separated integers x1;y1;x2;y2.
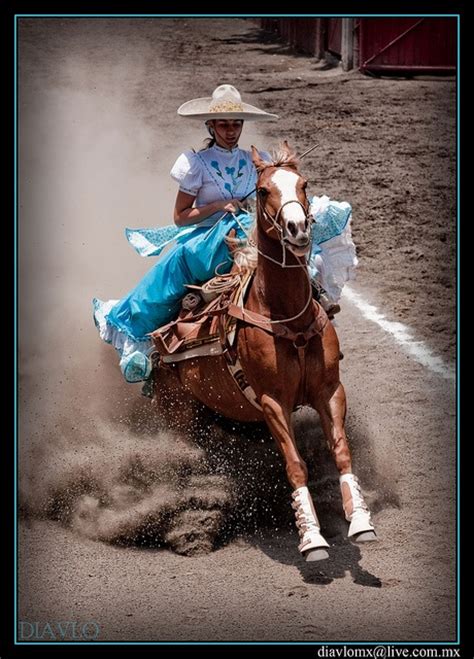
261;394;329;560
315;382;376;542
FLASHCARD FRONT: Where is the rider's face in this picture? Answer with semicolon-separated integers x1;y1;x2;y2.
210;120;243;149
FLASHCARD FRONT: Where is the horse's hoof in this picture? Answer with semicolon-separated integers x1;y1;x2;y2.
353;530;377;543
303;548;329;562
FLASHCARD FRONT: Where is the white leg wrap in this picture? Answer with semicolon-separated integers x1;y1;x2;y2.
340;473;375;537
291;486;329;552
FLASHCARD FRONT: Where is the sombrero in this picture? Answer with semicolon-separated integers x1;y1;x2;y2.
177;84;278;122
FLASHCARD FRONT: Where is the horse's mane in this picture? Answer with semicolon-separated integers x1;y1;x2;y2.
271;144;300;169
257;143;300;172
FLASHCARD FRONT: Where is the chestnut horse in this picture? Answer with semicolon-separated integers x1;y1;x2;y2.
152;142;376;561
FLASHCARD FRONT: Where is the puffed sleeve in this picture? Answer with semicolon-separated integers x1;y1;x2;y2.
170;150;203;196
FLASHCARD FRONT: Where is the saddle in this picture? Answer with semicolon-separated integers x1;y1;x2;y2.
151;271;253;365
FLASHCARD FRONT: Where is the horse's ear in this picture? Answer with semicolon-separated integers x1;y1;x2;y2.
251;145;266;172
281;140;299;169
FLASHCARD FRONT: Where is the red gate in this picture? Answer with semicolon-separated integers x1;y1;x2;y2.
359;18;456;74
327;18;342;56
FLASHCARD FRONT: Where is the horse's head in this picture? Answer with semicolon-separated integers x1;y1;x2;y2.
251;141;312;258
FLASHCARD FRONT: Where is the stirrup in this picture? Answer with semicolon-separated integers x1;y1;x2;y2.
326;304;341;320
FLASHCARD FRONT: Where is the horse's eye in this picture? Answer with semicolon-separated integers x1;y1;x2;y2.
257;188;268;197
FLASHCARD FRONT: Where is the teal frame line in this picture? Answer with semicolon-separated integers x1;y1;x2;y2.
14;10;18;651
13;13;460;17
13;12;460;646
456;12;460;647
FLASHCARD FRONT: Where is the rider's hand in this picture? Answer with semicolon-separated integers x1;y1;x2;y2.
218;198;245;214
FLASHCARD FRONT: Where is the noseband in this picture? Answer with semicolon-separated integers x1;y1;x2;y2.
258;198;313;239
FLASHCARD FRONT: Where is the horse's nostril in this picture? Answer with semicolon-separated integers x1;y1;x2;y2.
287;221;298;237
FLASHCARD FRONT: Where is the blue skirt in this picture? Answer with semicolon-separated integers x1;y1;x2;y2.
93;211;253;359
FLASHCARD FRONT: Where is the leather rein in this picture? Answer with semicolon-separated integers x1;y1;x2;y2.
234;167;327;345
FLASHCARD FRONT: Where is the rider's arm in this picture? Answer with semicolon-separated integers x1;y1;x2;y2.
173;191;243;227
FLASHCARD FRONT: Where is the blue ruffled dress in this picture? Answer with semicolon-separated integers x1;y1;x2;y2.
93;210;253;380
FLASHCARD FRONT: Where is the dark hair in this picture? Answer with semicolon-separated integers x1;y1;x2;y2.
200;121;216;150
200;136;216;150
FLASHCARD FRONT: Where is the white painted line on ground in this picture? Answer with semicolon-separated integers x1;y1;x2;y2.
342;286;456;382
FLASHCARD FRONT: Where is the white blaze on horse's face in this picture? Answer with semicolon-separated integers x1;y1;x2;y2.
271;169;311;256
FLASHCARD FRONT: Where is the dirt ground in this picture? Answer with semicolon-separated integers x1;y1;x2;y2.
17;18;456;644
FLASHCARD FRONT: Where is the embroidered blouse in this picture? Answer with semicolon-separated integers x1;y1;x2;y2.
170;144;270;207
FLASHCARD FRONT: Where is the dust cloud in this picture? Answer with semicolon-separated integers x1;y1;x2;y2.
17;19;229;554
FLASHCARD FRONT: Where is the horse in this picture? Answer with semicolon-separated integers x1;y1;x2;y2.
151;141;376;561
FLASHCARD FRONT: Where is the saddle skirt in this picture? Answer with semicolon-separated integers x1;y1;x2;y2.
151;271;254;365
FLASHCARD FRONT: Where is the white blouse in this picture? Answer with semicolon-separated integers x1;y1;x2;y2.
170;144;270;207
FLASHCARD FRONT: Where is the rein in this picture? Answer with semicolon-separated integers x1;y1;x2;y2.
231;163;315;326
232;210;315;325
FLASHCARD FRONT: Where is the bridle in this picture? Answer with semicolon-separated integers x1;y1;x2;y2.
227;166;315;327
255;166;315;269
259;197;313;236
231;168;325;350
227;163;320;326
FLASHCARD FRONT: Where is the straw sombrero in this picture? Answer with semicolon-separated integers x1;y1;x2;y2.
177;84;278;122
